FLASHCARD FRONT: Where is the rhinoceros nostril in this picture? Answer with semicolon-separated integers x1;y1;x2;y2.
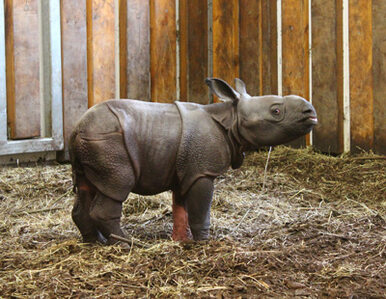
303;109;313;114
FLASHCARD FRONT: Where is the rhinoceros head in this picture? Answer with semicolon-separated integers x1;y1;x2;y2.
205;78;317;147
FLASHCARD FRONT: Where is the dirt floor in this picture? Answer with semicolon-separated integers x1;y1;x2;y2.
0;146;385;298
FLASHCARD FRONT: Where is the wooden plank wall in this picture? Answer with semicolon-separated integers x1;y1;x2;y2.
372;0;386;153
5;0;40;139
150;0;177;103
349;0;374;152
179;0;208;104
123;0;150;101
87;0;116;106
1;0;385;155
212;0;239;99
311;0;343;153
60;0;88;159
281;0;309;147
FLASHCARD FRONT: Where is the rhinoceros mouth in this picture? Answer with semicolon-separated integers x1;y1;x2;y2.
308;116;318;124
299;115;318;125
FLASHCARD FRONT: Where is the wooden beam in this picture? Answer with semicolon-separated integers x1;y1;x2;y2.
262;0;278;95
5;0;40;139
87;0;116;106
179;0;187;102
311;0;343;153
349;0;373;152
150;0;177;102
179;0;208;104
281;0;309;147
212;0;239;101
239;0;262;96
125;0;150;101
60;0;88;159
372;0;386;154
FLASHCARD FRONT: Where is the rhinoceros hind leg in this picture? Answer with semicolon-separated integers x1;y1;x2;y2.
185;177;214;241
72;177;99;243
89;192;125;244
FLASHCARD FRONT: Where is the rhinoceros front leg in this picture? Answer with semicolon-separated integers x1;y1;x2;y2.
185;177;214;241
89;191;125;244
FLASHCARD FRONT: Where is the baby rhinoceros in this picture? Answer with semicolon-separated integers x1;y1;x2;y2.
70;78;317;243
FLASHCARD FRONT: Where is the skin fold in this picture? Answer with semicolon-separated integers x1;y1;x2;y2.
70;78;317;243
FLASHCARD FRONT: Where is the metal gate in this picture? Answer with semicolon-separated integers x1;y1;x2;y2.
0;0;63;155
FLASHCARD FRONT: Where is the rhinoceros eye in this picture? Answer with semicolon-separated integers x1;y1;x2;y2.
270;104;284;121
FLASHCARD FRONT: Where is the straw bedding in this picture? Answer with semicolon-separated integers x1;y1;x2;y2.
0;146;385;298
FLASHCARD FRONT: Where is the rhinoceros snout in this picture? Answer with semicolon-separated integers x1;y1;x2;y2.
301;102;318;125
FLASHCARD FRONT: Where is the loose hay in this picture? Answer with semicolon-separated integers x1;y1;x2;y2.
0;146;385;298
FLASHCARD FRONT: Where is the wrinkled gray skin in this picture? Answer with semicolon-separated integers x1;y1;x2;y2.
70;78;317;243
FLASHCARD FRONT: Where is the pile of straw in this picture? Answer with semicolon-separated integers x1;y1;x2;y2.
0;146;384;297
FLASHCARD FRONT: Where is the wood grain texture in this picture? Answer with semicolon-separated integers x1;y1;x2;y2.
372;0;386;154
60;0;88;158
119;0;127;99
179;0;187;102
187;0;208;104
282;0;309;147
125;0;150;100
87;0;116;106
5;0;40;139
179;0;208;104
239;0;261;96
311;0;343;153
150;0;176;103
349;0;373;151
261;0;277;95
212;0;239;101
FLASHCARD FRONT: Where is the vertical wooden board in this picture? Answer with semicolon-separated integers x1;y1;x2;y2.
212;0;239;101
125;0;150;100
186;0;208;104
119;0;127;99
5;0;40;139
263;0;278;95
150;0;176;102
239;0;261;96
281;0;309;147
372;0;386;154
311;0;343;153
179;0;188;102
87;0;116;106
349;0;373;151
60;0;88;158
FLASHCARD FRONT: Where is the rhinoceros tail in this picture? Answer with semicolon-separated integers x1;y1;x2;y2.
69;129;83;194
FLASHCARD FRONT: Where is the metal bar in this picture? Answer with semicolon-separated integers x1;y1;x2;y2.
0;0;63;156
39;0;51;137
48;0;63;146
277;0;282;96
0;138;62;155
342;0;350;152
0;0;7;142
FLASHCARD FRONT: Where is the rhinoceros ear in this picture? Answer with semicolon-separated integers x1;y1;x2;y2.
234;78;249;96
205;78;240;105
